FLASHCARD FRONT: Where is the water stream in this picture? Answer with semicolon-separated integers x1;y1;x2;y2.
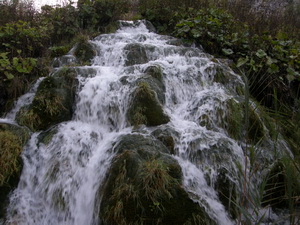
3;20;286;225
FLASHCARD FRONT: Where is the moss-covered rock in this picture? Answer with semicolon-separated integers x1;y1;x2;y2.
74;37;96;65
99;134;215;225
224;98;265;143
151;127;178;155
124;43;148;66
144;65;163;82
0;122;30;219
16;67;78;131
37;126;59;146
52;55;79;68
204;63;244;95
127;81;169;127
225;98;244;140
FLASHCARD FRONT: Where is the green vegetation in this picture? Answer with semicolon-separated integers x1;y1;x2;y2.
0;123;30;219
73;34;96;65
0;130;22;186
127;81;170;127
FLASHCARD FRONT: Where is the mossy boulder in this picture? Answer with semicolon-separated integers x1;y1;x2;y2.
151;127;178;155
124;42;157;66
224;98;265;143
182;135;240;219
16;67;78;131
144;65;163;82
74;38;96;65
124;43;149;66
0;122;30;219
99;134;215;225
52;55;79;68
204;63;244;95
127;81;169;127
37;126;59;146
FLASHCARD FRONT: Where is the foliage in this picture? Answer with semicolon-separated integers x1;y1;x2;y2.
175;8;249;57
77;0;130;31
174;7;300;111
0;20;49;57
40;3;79;45
0;52;37;80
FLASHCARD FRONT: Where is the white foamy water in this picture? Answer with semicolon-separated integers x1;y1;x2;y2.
3;20;263;225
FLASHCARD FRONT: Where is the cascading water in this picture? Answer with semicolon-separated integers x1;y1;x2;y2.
3;20;288;225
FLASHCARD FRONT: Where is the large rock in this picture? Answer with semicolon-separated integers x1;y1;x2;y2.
99;134;215;225
16;67;78;131
74;38;96;65
127;66;169;127
0;122;30;219
124;43;148;66
151;126;179;155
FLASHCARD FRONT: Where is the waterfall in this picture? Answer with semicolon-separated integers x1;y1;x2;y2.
3;20;287;225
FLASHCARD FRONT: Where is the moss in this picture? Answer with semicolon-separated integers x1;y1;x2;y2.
38;127;58;146
124;43;148;66
16;68;77;131
225;98;243;140
144;65;163;82
0;123;30;219
151;128;177;155
49;45;70;58
104;21;119;33
74;36;96;65
127;82;169;127
213;65;229;85
225;98;265;143
0;131;23;186
198;114;213;130
248;107;265;143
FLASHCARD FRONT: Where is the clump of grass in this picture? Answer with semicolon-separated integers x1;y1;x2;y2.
16;107;42;131
139;158;175;210
104;158;141;225
131;106;147;127
0;131;22;186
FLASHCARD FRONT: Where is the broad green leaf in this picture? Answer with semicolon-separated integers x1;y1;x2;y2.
222;48;233;55
266;56;277;65
13;57;19;67
191;29;201;38
237;57;248;67
4;71;14;80
267;64;279;74
287;67;300;77
286;74;295;82
256;49;267;58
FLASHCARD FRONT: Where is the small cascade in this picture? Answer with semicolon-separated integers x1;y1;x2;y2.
2;20;292;225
